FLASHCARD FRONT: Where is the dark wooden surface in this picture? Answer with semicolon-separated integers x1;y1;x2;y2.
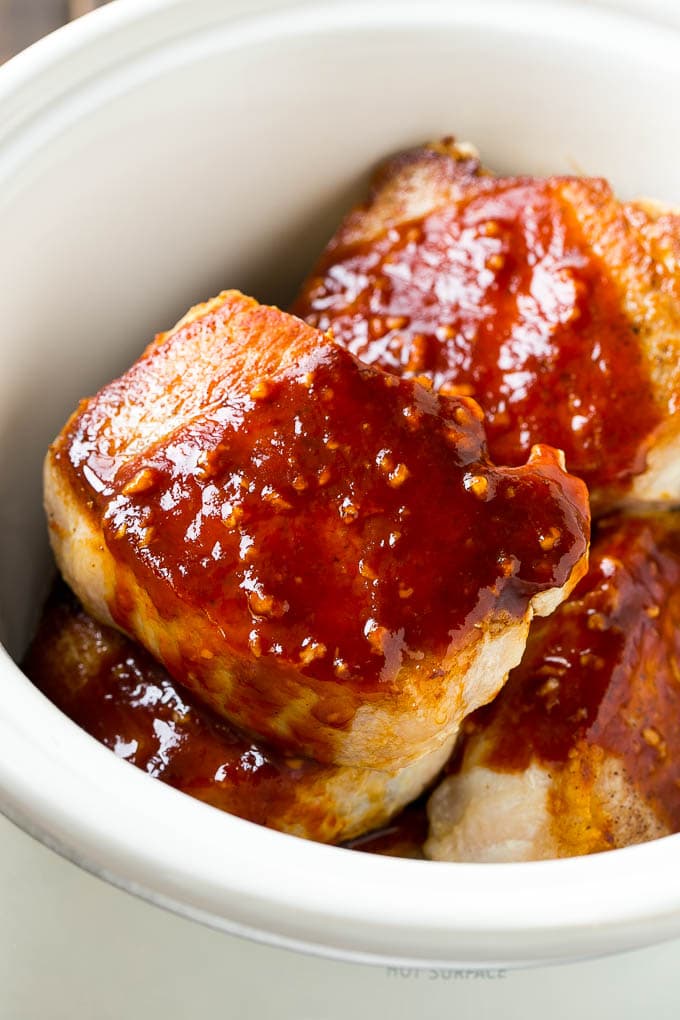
0;0;111;63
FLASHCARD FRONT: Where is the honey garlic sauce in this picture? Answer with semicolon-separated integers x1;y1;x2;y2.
23;587;327;828
292;176;661;493
65;340;588;695
469;514;680;829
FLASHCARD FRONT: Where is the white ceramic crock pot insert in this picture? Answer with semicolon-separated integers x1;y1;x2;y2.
1;0;680;967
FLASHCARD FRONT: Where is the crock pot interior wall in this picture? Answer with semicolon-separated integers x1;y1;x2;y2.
0;1;680;968
0;2;677;648
1;9;678;657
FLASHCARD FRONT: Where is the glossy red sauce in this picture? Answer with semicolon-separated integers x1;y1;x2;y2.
22;585;436;852
22;585;330;826
58;299;589;694
292;176;661;492
470;514;680;829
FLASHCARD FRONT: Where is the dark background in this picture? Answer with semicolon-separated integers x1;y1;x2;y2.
1;0;111;63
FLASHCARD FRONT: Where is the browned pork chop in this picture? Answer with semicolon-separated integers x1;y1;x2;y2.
24;586;453;843
292;139;680;515
426;513;680;861
44;290;589;770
